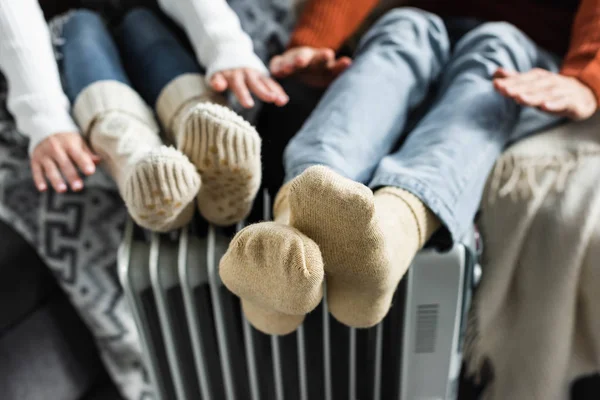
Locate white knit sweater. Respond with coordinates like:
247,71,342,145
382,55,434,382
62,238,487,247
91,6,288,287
0,0,267,154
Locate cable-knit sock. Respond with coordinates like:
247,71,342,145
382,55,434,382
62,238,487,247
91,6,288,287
288,166,440,328
219,185,325,335
74,80,201,232
156,74,261,226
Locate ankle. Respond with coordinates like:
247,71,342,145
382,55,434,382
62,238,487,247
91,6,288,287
374,187,440,247
155,73,225,139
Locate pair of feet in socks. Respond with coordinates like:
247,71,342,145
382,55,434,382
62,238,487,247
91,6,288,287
90,98,261,232
219,166,440,335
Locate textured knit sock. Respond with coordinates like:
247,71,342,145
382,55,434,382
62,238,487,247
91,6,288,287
219,185,325,335
74,81,201,232
157,74,261,226
288,166,440,328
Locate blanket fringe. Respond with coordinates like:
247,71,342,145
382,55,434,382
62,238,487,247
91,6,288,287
463,303,485,384
467,146,600,387
488,148,600,205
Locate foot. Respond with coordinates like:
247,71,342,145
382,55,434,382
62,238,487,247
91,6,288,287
288,166,424,328
88,112,201,232
174,103,261,226
219,221,324,335
123,146,201,232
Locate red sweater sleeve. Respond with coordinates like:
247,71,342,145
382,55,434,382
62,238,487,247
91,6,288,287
288,0,380,51
561,0,600,106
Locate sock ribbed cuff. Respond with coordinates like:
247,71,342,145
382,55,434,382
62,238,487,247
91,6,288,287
374,187,440,246
73,80,158,136
155,73,226,136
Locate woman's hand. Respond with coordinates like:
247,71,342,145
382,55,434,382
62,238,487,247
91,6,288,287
494,68,598,120
210,68,289,108
31,132,100,193
270,47,352,88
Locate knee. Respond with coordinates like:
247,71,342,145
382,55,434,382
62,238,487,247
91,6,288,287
469,22,528,43
358,7,447,52
62,9,113,47
457,22,533,61
66,9,105,35
455,22,537,72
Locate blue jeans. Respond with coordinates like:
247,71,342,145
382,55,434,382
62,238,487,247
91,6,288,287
284,8,562,243
61,8,201,107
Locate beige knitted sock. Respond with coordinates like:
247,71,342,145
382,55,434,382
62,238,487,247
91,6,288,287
288,166,440,328
74,81,201,232
219,185,325,335
157,74,261,226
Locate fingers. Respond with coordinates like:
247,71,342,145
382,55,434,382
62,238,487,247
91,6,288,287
31,161,47,192
540,95,589,120
510,84,563,108
245,71,290,106
494,69,550,95
271,47,337,77
260,76,289,106
69,142,96,176
42,158,67,193
269,55,288,76
494,70,556,105
331,57,352,76
214,68,290,107
540,97,570,113
230,70,254,108
31,133,100,192
493,68,517,79
90,152,102,164
211,72,229,92
292,47,315,69
271,49,305,76
246,70,277,103
493,69,594,120
308,48,336,68
54,148,84,191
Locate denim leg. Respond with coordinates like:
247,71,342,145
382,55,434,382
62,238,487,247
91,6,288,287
118,8,201,107
61,10,131,103
283,8,450,184
369,22,563,242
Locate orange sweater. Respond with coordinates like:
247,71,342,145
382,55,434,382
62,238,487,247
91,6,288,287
289,0,600,105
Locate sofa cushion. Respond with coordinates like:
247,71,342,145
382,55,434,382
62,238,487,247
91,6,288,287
0,295,105,400
0,220,56,335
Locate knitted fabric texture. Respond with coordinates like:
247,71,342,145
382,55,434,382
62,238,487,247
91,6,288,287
220,183,324,335
74,80,200,232
287,166,438,328
157,74,261,226
464,112,600,399
220,165,440,333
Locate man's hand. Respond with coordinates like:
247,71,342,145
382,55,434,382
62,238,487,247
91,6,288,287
270,47,352,88
210,68,289,109
494,68,598,120
31,132,100,193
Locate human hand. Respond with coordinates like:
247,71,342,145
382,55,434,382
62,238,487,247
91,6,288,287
31,132,100,193
210,68,289,109
494,68,598,120
270,47,352,88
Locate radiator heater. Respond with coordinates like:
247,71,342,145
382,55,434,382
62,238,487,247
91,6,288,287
119,191,480,400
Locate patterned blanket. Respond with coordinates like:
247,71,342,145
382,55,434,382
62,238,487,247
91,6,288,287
0,2,297,398
0,75,154,398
